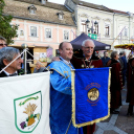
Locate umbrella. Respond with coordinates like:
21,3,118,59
70,32,111,50
114,43,134,50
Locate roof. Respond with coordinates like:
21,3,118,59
110,9,131,16
72,0,113,12
14,0,68,11
3,0,76,26
71,0,133,15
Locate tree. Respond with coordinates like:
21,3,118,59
0,0,18,45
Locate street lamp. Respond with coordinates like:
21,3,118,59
85,19,98,34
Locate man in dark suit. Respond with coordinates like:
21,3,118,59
71,39,103,134
0,47,23,77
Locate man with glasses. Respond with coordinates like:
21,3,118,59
71,39,103,134
71,39,103,69
0,36,7,49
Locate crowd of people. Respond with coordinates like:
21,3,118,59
0,35,134,134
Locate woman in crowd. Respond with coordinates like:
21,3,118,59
108,51,123,114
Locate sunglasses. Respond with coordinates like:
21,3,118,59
0,43,7,46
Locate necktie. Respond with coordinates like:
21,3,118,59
69,63,73,69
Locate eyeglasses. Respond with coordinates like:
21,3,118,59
0,43,7,46
83,46,94,49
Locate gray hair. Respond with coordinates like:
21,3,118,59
111,51,118,59
82,39,95,47
35,61,41,65
0,47,20,68
0,35,6,42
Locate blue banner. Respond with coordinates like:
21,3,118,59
71,68,110,128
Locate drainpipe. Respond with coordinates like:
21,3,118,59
129,14,131,43
128,12,131,43
113,12,115,42
112,12,115,50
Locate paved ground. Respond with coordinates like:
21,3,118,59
94,86,134,134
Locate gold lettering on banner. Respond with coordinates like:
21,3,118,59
85,83,101,90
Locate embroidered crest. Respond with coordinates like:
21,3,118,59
88,88,99,101
14,91,42,133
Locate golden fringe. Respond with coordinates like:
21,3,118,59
71,69,111,128
71,70,76,127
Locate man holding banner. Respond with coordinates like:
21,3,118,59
0,47,23,77
47,42,83,134
0,47,51,134
71,39,103,134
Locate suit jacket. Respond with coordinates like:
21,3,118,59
71,55,103,69
126,58,134,105
108,59,123,109
0,68,19,77
33,67,45,73
0,70,7,77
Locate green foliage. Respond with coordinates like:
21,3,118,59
0,0,18,44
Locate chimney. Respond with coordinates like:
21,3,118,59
41,0,47,5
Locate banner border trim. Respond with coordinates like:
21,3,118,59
71,69,111,128
14,91,42,133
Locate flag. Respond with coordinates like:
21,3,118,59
0,72,51,134
47,48,53,57
71,68,110,128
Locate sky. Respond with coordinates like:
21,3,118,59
48,0,134,13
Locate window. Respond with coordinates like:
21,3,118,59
45,28,52,39
80,19,87,33
105,25,110,36
95,24,99,35
57,11,64,20
64,30,69,40
123,27,128,37
59,14,63,20
28,5,37,15
41,0,46,4
20,30,24,36
30,9,36,14
30,26,37,37
81,23,86,33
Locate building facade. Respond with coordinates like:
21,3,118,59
3,0,76,54
65,0,134,48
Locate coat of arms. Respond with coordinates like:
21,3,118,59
14,91,42,133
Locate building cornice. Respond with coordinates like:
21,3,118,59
77,5,113,15
3,14,77,27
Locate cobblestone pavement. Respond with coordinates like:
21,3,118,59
94,87,134,134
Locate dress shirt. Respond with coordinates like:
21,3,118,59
3,70,18,76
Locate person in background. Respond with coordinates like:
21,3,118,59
0,35,7,49
101,51,110,67
33,61,45,73
0,47,23,77
126,57,134,116
120,51,127,86
107,51,123,114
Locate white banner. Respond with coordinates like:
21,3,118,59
0,72,51,134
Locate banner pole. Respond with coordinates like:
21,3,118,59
21,43,28,75
65,119,72,134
